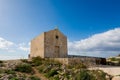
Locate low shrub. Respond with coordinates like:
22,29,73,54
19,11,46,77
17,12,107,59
5,69,15,74
74,69,95,80
0,60,3,63
9,77,19,80
0,63,5,67
0,69,4,74
29,76,41,80
45,69,58,78
0,60,4,67
21,59,29,63
110,58,116,61
38,65,45,73
91,70,107,80
50,75,59,80
15,63,33,73
32,57,42,66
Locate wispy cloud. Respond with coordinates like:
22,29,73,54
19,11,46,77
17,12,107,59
68,28,120,57
0,37,30,60
0,37,30,52
0,54,21,60
18,43,30,52
0,37,14,50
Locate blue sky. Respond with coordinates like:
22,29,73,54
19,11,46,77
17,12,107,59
0,0,120,59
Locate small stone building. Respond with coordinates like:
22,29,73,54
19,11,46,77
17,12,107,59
30,29,67,58
30,29,106,66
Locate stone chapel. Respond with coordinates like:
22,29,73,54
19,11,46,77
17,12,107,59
30,29,68,58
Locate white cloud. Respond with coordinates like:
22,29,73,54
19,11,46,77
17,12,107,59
0,37,30,60
18,43,30,52
0,37,14,50
0,37,30,52
68,28,120,57
0,54,21,60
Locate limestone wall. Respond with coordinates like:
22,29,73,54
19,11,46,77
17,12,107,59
67,57,96,66
30,33,45,58
52,57,105,66
49,58,69,65
44,29,67,58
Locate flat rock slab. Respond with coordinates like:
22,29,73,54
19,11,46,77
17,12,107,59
89,66,120,76
112,76,120,80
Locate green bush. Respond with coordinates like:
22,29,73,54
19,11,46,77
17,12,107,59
45,69,58,78
0,60,3,63
38,65,45,73
50,75,59,80
91,70,107,80
0,69,4,74
21,59,29,63
110,58,116,61
32,57,42,66
0,60,4,67
5,69,15,74
0,63,5,67
9,77,19,80
99,71,107,80
29,76,41,80
15,63,33,73
75,69,95,80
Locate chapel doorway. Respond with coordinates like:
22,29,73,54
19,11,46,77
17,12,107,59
55,46,60,57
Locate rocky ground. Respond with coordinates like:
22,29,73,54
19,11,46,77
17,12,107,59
0,57,120,80
89,66,120,80
0,60,41,80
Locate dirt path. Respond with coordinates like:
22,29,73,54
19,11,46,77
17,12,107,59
33,67,48,80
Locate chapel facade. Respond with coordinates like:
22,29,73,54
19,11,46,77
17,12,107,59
30,29,67,58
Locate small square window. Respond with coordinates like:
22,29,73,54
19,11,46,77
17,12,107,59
56,35,59,39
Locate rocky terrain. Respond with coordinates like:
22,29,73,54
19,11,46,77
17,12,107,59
0,60,41,80
0,57,120,80
89,66,120,80
107,54,120,66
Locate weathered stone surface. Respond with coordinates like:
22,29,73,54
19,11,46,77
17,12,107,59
30,29,67,58
30,33,45,58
